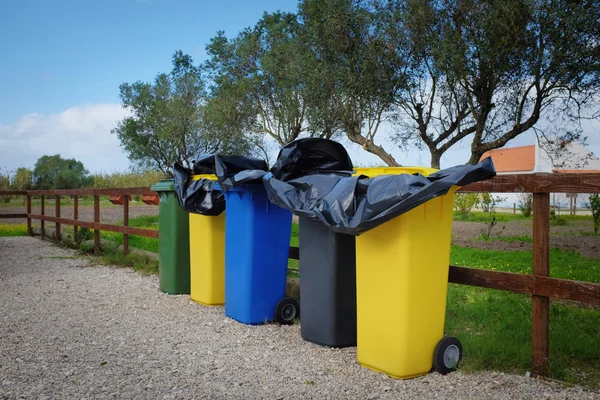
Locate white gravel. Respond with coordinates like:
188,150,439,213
0,236,597,400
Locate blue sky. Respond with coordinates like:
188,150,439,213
0,0,297,122
0,0,598,174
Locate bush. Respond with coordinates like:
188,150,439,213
92,171,165,189
588,194,600,235
454,193,480,216
76,227,94,243
549,210,568,226
517,193,533,217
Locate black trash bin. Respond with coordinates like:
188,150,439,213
299,217,357,347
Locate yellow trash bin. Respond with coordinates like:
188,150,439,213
353,167,459,379
189,174,226,306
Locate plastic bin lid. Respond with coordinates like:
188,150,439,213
150,179,175,192
354,166,438,177
191,174,218,181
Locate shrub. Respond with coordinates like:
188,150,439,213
480,195,507,240
76,227,94,243
454,193,480,216
517,193,533,217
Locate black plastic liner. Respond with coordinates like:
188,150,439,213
174,154,270,214
269,138,354,181
263,156,496,235
173,163,225,216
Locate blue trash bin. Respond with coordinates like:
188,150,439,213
223,184,295,325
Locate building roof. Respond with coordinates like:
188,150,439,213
480,145,535,173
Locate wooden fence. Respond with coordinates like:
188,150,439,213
1,172,600,377
0,188,158,255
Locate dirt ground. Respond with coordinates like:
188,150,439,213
452,220,600,258
0,204,158,226
2,204,599,258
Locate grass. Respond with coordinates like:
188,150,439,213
448,244,600,387
454,211,593,223
450,245,600,282
99,215,159,253
96,249,159,275
0,223,28,236
288,223,299,277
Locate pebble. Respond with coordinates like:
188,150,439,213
1,236,598,399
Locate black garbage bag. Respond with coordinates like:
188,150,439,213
269,138,354,181
173,163,225,216
192,154,268,190
174,154,270,213
264,157,496,235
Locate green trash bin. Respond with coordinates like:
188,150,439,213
151,180,190,294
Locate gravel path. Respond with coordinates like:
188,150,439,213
1,237,597,400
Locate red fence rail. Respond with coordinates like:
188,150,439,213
1,172,600,377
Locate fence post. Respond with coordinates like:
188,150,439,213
123,195,129,256
513,203,516,214
532,192,550,376
41,195,45,239
26,194,31,236
94,195,100,255
55,195,61,241
73,196,78,242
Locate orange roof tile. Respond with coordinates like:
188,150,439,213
480,145,535,173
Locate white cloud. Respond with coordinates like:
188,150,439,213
0,104,131,174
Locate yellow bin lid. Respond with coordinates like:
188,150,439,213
191,174,218,181
353,166,438,178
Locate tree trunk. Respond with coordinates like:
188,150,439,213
345,130,400,167
430,151,442,169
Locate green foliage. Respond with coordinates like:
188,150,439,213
453,193,480,216
92,170,165,189
11,167,33,190
0,223,28,237
206,12,312,147
479,195,506,240
33,155,92,190
0,173,10,202
76,227,94,243
99,248,159,276
382,0,600,166
113,51,253,175
518,194,533,217
550,210,568,226
588,194,600,235
201,0,600,167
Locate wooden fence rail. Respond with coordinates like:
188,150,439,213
0,188,158,255
1,172,600,377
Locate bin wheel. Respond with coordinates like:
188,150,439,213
433,336,463,375
275,298,299,325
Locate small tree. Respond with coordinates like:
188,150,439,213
481,195,507,240
33,155,92,190
589,194,600,235
11,168,33,191
454,193,480,216
517,193,533,217
0,173,10,203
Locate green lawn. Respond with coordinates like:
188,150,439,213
0,223,28,237
447,245,600,387
99,215,159,253
454,210,593,223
